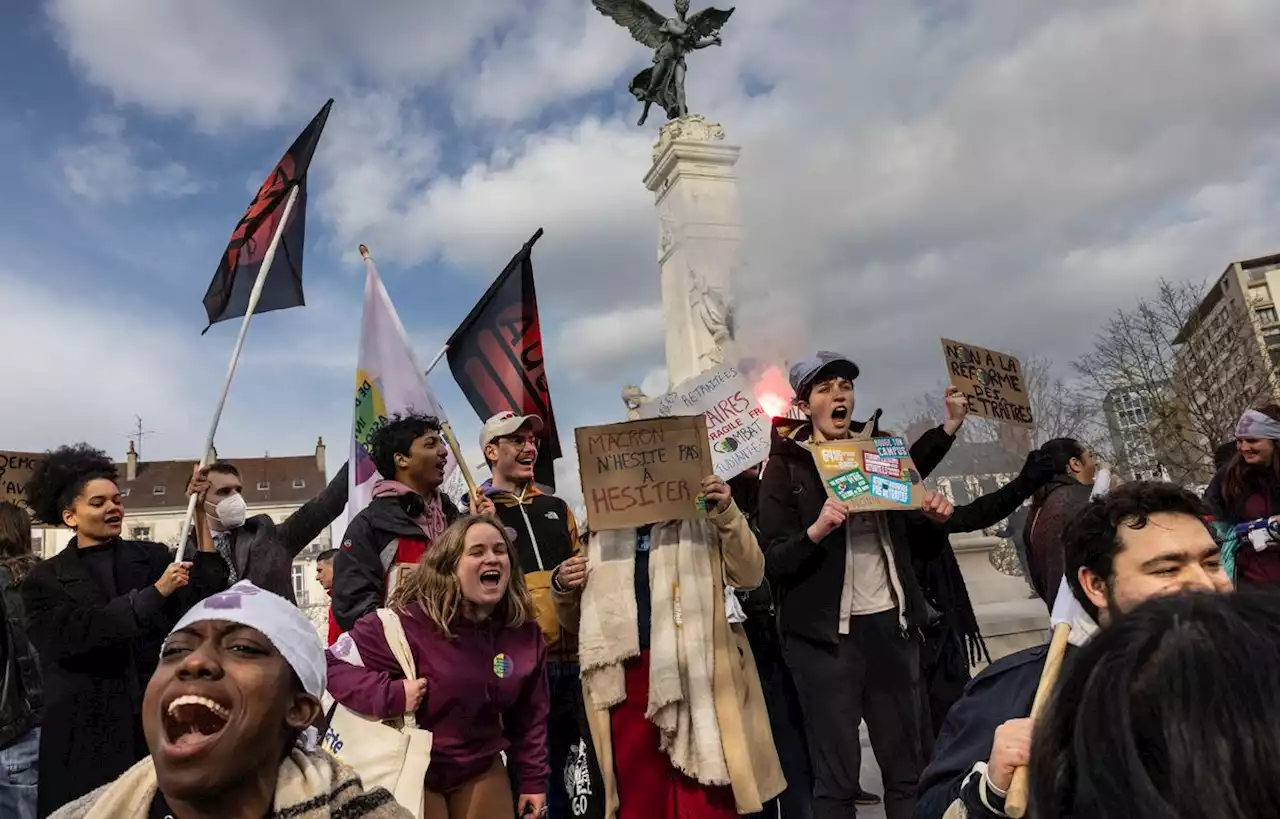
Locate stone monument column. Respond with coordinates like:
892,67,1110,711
643,115,742,389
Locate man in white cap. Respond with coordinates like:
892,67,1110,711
50,581,410,819
474,411,590,819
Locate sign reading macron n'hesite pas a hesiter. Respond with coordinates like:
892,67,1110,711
575,416,713,531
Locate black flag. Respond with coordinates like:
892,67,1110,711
447,229,562,489
202,99,332,333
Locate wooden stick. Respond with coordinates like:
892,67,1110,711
440,422,479,500
1005,622,1072,818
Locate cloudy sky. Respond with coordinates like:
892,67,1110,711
2,0,1279,510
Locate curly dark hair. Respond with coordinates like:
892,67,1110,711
25,444,119,526
1062,480,1210,620
369,412,442,480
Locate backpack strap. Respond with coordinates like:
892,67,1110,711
374,609,419,729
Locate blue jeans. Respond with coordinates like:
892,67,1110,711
0,727,39,819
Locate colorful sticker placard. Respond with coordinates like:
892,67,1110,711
811,438,924,511
827,469,871,501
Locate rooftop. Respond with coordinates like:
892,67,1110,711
119,438,327,511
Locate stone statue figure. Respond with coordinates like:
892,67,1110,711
592,0,735,126
689,271,734,368
622,385,650,420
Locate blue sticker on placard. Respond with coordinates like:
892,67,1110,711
873,437,909,459
871,475,912,505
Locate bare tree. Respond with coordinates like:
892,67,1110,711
1073,278,1276,484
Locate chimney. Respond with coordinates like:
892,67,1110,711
315,437,326,476
126,441,138,481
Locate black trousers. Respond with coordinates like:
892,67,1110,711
742,615,815,819
783,611,924,819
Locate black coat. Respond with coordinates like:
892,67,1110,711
0,564,41,750
332,492,461,632
21,539,227,817
914,644,1076,819
758,414,956,645
181,462,349,602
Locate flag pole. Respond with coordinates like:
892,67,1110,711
173,184,302,563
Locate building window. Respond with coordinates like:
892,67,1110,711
1252,285,1273,304
293,479,306,489
131,525,152,540
291,565,307,606
1259,308,1279,326
152,486,166,496
257,481,270,492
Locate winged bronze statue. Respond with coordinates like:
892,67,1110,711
592,0,735,126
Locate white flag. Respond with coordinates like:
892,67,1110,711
349,253,454,517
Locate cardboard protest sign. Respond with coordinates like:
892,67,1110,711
811,437,924,511
576,416,713,531
638,363,770,480
0,451,44,518
941,339,1035,427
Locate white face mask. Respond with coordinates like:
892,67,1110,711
208,493,248,530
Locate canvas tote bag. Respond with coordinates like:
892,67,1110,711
322,609,433,815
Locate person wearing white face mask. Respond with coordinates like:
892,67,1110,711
183,460,350,604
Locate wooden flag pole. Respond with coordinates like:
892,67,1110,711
440,422,479,502
1004,622,1072,817
173,185,302,563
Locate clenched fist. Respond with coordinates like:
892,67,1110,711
920,491,954,523
402,678,428,713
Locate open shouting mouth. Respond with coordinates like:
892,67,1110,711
479,568,504,590
830,405,850,424
162,694,231,757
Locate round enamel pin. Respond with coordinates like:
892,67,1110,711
493,653,514,679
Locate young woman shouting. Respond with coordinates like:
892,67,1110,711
327,515,549,819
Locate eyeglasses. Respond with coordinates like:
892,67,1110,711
501,435,540,449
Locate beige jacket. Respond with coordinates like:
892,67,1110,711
555,503,786,817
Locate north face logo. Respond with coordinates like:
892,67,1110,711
545,511,560,520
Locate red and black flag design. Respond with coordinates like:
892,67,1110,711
202,99,333,333
447,229,562,489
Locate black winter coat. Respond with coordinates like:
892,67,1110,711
22,539,226,817
915,644,1077,819
0,564,41,750
181,462,349,602
331,492,461,632
758,414,956,645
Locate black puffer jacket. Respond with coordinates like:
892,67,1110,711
0,564,41,750
758,413,956,645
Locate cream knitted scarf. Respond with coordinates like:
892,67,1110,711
578,519,730,786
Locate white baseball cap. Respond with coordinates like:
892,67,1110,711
479,411,544,450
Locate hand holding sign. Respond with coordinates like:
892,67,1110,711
808,497,851,542
943,385,970,435
701,475,731,514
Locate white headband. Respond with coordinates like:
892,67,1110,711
170,581,326,700
1236,410,1280,441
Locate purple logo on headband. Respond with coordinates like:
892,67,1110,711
204,585,261,610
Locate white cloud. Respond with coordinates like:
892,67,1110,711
59,114,200,203
34,0,1280,505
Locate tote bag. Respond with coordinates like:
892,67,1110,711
322,609,433,815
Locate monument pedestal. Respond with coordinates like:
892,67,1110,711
952,533,1051,663
643,115,742,388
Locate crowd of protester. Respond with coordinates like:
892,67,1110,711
3,353,1280,819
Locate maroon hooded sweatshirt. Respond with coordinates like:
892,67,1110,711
326,602,550,795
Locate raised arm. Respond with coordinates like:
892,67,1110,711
277,462,351,559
